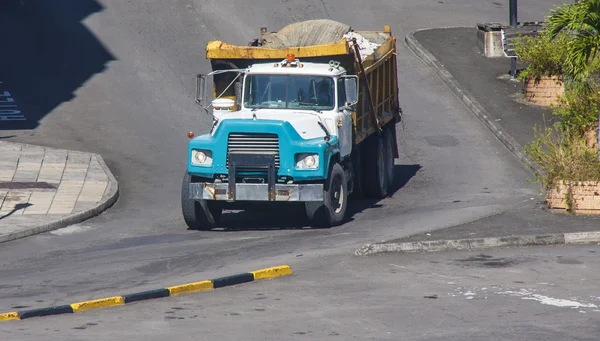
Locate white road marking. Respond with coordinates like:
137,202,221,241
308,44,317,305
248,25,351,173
497,289,598,309
0,86,25,121
523,295,598,309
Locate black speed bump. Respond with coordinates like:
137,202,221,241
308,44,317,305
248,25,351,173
123,289,170,304
212,273,254,289
18,305,74,319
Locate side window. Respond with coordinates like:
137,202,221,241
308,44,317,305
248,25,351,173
337,78,346,108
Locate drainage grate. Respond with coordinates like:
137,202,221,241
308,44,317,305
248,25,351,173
0,182,57,190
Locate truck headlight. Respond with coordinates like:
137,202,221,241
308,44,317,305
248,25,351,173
192,149,213,166
295,153,319,169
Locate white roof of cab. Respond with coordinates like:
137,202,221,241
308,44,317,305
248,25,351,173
246,61,347,76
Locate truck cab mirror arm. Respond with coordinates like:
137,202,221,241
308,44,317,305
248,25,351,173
195,69,246,112
317,121,331,141
339,103,356,112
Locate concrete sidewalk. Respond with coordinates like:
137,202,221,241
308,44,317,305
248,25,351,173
0,141,118,243
357,27,600,255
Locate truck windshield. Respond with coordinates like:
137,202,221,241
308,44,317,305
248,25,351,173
243,75,335,111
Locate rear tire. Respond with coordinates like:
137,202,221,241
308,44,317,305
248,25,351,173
181,172,222,230
383,127,396,187
305,163,348,228
364,134,389,198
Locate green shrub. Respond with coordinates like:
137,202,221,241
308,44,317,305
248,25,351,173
513,30,571,82
525,123,600,190
515,28,600,138
553,81,600,136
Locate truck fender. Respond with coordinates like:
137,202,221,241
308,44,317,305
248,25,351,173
325,144,341,175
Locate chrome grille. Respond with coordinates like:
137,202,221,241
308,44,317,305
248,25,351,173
227,133,280,169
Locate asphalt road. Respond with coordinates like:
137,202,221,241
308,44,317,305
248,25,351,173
3,245,600,340
0,0,564,321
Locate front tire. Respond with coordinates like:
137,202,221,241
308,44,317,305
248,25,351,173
181,172,222,230
305,163,348,228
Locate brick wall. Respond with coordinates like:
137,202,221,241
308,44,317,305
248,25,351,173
547,180,600,214
524,76,564,107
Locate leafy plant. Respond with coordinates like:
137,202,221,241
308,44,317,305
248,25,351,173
553,80,600,136
513,30,571,82
545,0,600,161
523,1,600,192
525,123,600,190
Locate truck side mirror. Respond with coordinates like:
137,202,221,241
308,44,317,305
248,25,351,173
343,76,359,106
195,74,207,106
234,81,242,108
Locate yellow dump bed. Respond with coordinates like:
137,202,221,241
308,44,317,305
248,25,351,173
205,22,400,145
206,26,396,72
206,38,350,60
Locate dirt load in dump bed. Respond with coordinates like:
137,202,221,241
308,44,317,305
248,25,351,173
257,19,383,59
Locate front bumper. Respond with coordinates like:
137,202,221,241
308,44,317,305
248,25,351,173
189,182,324,202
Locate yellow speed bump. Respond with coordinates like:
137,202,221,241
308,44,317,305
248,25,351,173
0,312,19,321
251,265,293,280
70,296,124,313
167,280,213,296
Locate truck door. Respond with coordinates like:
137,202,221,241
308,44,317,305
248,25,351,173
337,78,353,158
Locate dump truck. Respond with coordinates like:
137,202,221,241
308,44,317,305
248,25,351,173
182,20,402,229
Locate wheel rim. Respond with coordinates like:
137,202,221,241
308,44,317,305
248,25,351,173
331,173,344,214
377,140,385,189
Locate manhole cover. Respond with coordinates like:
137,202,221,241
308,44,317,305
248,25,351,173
424,135,459,147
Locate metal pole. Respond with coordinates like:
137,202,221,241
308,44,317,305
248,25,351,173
509,0,518,27
510,57,517,78
509,0,518,77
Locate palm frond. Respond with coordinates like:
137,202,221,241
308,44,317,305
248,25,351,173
588,0,600,16
547,2,587,37
583,1,600,32
565,30,600,81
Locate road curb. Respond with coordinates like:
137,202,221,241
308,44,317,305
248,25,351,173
355,231,600,256
404,27,542,176
0,143,119,244
0,265,292,321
